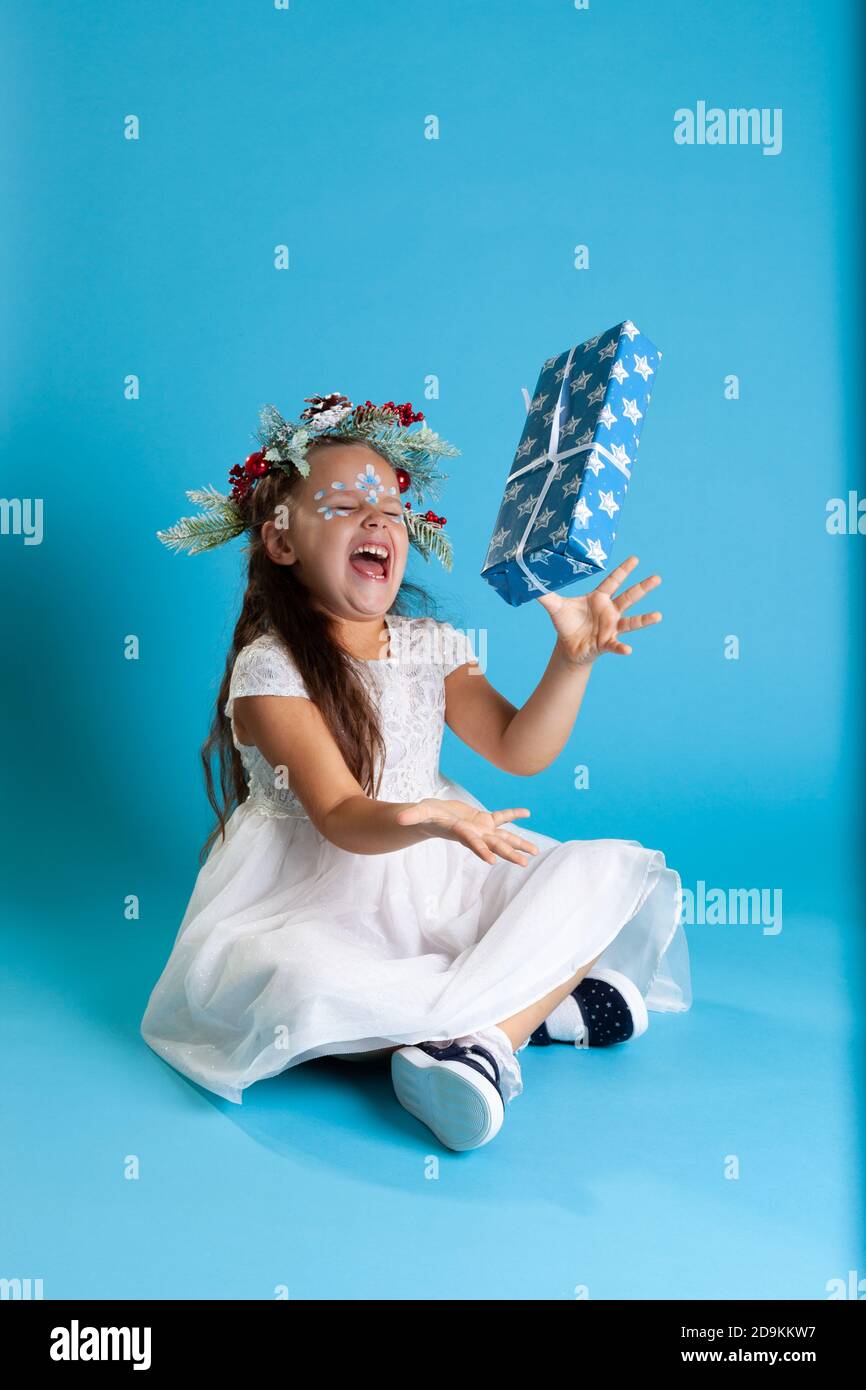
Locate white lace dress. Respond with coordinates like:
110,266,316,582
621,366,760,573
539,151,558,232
140,612,692,1105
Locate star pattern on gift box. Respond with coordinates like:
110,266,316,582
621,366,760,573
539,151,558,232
484,323,661,604
609,442,632,471
580,537,608,564
562,472,584,499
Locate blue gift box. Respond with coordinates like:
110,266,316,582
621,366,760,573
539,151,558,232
481,321,662,606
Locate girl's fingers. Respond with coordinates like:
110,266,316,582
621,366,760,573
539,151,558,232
488,836,532,866
490,807,531,825
613,574,662,613
605,640,633,655
534,591,568,617
594,554,640,598
497,839,539,861
459,828,499,864
399,802,536,863
458,824,533,867
496,830,540,855
618,610,663,633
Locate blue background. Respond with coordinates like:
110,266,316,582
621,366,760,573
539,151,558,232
1,0,863,1300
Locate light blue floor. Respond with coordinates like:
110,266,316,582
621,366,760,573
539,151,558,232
2,874,862,1300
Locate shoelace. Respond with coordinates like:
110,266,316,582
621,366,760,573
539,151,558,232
416,1040,503,1096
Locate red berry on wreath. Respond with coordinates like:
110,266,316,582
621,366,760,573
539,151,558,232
244,450,267,477
395,468,411,493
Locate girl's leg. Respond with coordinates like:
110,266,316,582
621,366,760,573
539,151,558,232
439,952,607,1108
350,953,604,1072
495,951,604,1051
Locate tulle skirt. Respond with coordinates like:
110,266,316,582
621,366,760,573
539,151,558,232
140,777,692,1104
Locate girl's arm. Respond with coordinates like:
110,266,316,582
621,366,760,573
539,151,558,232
232,693,538,865
444,647,594,777
445,556,663,776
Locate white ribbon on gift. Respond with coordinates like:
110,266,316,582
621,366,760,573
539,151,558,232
504,345,633,597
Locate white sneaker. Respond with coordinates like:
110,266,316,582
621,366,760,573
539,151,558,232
390,1039,506,1152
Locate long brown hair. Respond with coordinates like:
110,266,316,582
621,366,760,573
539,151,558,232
199,437,442,862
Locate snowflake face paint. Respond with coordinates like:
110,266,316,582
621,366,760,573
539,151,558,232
354,461,400,506
314,482,354,520
314,476,405,525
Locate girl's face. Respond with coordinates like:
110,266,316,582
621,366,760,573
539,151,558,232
262,442,409,620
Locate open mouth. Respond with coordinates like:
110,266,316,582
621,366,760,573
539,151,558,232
348,541,391,582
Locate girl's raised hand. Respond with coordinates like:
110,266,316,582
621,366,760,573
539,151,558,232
535,554,663,665
394,799,540,867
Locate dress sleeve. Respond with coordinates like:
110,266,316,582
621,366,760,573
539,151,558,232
438,620,479,678
224,636,311,722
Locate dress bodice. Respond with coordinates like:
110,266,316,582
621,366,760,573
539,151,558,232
223,613,477,821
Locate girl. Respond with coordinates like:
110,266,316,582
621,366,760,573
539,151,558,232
141,392,692,1153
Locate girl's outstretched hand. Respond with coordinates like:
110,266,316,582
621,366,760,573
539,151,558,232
394,799,540,867
535,554,662,665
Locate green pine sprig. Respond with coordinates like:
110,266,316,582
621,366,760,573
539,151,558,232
157,488,246,555
405,511,453,570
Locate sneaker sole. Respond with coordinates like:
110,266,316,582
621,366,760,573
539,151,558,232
582,967,649,1042
390,1046,505,1152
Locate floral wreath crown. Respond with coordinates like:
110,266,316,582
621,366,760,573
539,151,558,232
156,392,460,570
